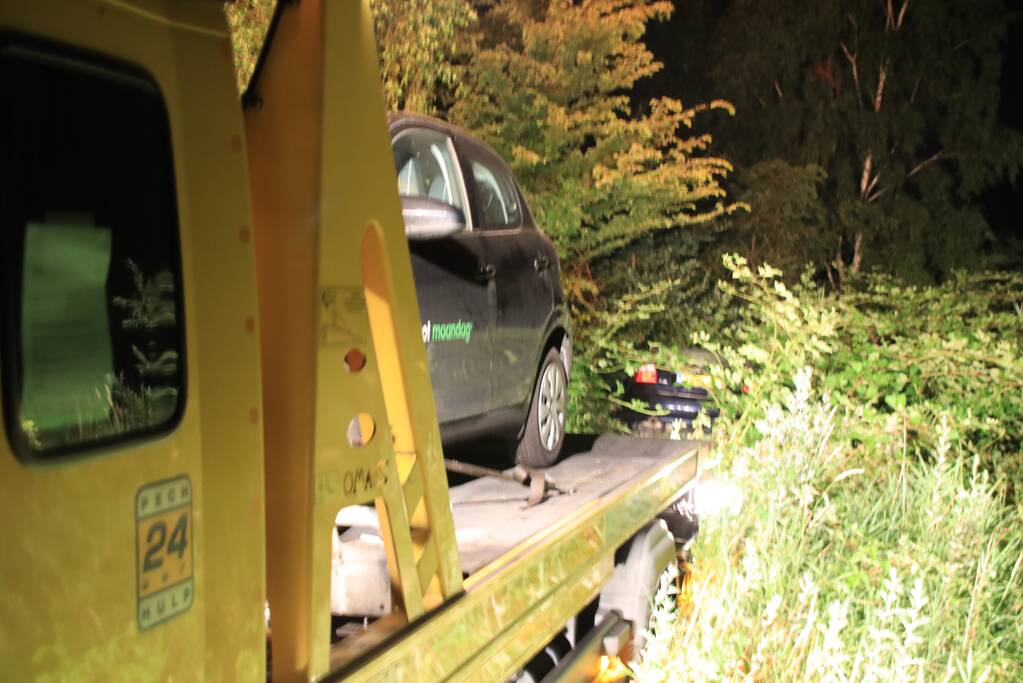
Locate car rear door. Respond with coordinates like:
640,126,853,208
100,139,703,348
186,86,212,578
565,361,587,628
456,138,554,411
392,125,494,424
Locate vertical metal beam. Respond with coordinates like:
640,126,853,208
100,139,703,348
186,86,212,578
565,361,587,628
245,1,324,681
249,1,463,680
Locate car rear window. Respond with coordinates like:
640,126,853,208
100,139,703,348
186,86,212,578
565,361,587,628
0,36,186,461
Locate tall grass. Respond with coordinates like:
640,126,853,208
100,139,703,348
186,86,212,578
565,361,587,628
634,368,1023,681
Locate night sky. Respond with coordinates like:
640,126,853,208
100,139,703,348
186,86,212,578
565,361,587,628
642,1,1023,243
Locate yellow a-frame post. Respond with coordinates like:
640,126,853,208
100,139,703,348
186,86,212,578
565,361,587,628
245,2,463,680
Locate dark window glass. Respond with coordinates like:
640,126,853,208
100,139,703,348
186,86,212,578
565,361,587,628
0,36,186,460
463,146,521,230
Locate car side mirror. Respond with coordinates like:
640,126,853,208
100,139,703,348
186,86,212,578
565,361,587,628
401,196,466,240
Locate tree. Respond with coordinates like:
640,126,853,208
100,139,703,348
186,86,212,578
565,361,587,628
451,0,738,275
224,0,275,92
371,0,478,113
719,160,829,281
702,0,1023,283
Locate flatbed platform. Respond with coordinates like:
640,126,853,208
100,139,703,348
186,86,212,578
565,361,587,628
448,434,702,573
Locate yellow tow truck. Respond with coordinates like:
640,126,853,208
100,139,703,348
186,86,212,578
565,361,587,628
0,1,703,681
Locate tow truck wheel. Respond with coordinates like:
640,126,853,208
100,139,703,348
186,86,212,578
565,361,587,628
516,347,567,468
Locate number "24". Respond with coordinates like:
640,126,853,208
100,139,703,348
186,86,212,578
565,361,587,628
143,513,188,571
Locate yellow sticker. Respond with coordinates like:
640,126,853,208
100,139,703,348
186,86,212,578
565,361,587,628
136,475,193,630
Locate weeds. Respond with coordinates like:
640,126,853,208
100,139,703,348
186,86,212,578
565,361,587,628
631,261,1023,681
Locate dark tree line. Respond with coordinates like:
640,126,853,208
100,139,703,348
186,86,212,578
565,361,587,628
642,0,1023,284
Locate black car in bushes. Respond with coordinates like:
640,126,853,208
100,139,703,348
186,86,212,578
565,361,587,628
620,348,722,437
390,113,571,467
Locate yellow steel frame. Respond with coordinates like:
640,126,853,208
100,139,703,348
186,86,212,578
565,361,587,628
247,2,461,681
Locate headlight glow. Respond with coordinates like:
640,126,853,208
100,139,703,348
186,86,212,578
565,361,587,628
694,479,743,518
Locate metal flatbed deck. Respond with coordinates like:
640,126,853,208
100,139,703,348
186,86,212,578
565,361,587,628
448,434,702,573
336,434,702,575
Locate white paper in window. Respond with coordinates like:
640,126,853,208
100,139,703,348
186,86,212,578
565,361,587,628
20,218,113,434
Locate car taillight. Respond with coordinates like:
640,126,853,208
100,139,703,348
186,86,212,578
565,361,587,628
634,364,658,384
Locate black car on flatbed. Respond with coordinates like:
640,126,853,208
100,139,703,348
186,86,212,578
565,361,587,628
390,113,571,467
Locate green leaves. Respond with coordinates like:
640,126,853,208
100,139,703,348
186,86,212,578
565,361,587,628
883,393,906,411
224,0,275,92
450,0,739,265
702,257,1023,490
370,0,478,113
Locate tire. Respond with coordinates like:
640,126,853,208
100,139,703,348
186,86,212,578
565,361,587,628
515,347,568,468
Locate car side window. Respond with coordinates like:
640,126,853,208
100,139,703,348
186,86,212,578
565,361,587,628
392,128,464,210
464,149,521,230
0,38,186,460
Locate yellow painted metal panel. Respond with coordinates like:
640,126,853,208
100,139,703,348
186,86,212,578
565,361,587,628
249,2,463,680
243,0,323,679
317,0,465,672
0,1,265,680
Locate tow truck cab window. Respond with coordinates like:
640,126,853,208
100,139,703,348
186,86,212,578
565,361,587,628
392,127,465,211
0,37,185,461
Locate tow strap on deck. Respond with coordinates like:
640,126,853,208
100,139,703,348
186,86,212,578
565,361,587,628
443,459,575,506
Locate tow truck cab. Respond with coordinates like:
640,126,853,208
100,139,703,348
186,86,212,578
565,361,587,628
0,2,703,681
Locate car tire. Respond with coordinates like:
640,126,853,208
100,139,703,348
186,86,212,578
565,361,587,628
515,347,568,468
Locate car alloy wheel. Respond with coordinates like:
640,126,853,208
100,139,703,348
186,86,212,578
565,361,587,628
516,346,568,468
537,362,566,451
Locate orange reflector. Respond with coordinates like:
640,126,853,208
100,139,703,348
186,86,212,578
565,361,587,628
596,654,631,682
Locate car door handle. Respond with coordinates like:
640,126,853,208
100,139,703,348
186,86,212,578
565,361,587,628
477,263,496,281
534,254,550,271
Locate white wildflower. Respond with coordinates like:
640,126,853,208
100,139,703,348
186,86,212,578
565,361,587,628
761,593,783,628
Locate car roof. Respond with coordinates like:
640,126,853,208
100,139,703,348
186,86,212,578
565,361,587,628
387,111,463,135
387,112,506,161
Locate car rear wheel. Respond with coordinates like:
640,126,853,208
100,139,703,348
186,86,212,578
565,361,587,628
516,347,568,468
